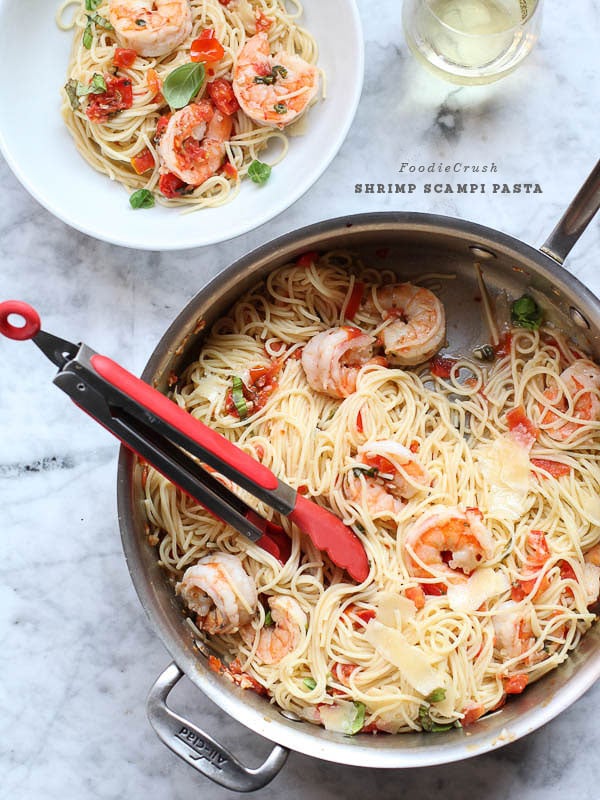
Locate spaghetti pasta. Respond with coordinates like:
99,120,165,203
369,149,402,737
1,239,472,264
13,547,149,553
143,253,600,734
58,0,320,208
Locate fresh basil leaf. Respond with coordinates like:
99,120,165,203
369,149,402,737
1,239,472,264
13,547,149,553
231,375,248,419
347,701,366,735
87,12,113,30
303,677,317,690
163,62,205,110
83,21,93,49
85,0,101,9
253,74,275,85
352,465,378,478
64,79,80,110
76,73,107,97
273,102,287,114
425,687,446,704
473,344,495,361
129,189,155,209
511,294,543,330
264,610,273,627
247,160,271,186
418,704,454,733
272,64,288,79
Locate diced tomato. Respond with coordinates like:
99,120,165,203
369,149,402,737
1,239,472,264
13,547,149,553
225,659,268,695
356,409,364,434
208,655,223,673
345,604,376,625
511,583,527,602
218,0,232,4
360,721,380,734
222,162,238,180
506,405,538,450
530,458,571,479
147,67,162,97
344,281,364,321
362,453,396,475
191,29,225,63
255,11,273,31
130,147,155,175
462,703,486,726
405,586,426,609
429,355,458,379
225,360,282,418
114,47,137,68
494,332,512,358
158,172,188,198
331,662,357,686
559,560,577,582
409,440,420,453
207,77,240,115
296,251,319,268
502,674,528,694
421,582,447,596
140,463,149,490
155,114,171,142
85,76,133,123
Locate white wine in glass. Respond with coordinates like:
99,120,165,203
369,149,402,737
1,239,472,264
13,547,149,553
403,0,542,85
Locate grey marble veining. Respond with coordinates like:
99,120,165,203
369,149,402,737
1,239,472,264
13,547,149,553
2,1,600,798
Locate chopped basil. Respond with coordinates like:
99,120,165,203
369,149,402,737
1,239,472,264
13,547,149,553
273,102,287,114
64,79,80,110
248,160,271,185
473,344,495,361
83,22,93,49
163,62,205,110
231,375,248,419
352,465,379,478
253,74,275,85
347,701,366,735
425,687,447,704
75,73,107,97
87,12,113,29
129,189,155,209
418,705,454,733
85,0,101,9
135,18,147,26
303,677,317,690
272,64,288,79
264,610,274,627
511,294,543,330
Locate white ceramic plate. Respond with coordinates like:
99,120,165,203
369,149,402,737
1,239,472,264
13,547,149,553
0,0,363,250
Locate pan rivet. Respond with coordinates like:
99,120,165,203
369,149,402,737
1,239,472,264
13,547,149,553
569,307,590,329
469,246,496,260
77,382,86,391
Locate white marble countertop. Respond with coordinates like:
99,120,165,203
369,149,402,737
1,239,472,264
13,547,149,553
2,2,600,798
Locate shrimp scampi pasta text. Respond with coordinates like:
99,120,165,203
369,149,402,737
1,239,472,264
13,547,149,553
143,251,600,735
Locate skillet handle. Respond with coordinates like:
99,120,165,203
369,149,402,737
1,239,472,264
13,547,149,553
146,662,288,792
540,160,600,264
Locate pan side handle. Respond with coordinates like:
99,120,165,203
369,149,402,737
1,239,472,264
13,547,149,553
147,662,288,792
540,160,600,265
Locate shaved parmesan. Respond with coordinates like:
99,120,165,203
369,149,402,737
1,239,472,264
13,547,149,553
583,563,600,604
365,620,444,695
375,592,416,627
319,701,365,734
476,436,530,520
447,568,509,612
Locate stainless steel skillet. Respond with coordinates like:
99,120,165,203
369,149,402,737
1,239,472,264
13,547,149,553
117,161,600,791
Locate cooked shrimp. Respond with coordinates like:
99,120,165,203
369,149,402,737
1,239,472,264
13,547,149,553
539,359,600,441
177,553,258,635
493,601,537,662
157,100,232,186
108,0,192,57
404,506,495,582
345,440,431,516
241,596,307,665
301,326,385,399
366,283,446,366
232,33,319,129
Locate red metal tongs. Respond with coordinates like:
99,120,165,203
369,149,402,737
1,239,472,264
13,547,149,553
0,301,370,583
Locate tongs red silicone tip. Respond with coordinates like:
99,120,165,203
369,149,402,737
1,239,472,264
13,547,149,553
1,301,370,584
